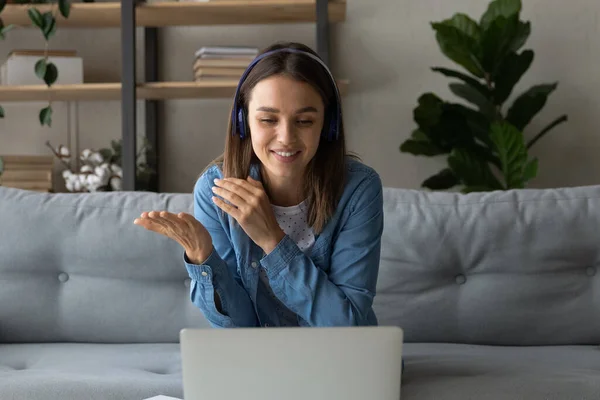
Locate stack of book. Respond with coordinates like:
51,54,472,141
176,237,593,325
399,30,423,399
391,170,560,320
193,46,258,81
0,155,54,192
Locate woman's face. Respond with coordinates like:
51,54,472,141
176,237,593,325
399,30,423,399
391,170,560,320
247,74,324,185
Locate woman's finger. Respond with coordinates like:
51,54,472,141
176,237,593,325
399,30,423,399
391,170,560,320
212,196,241,220
178,212,199,232
134,216,167,235
212,186,246,210
214,178,255,199
228,177,263,196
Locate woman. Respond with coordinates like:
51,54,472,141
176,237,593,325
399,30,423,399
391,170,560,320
134,41,384,329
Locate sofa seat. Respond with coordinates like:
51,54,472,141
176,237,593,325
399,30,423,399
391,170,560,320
402,343,600,399
0,343,183,400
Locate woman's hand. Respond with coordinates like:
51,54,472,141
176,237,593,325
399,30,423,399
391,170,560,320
133,211,213,264
211,176,285,254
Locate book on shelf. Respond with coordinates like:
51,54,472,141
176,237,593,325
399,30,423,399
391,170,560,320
193,46,256,81
0,154,54,192
195,46,259,59
1,49,83,85
1,155,54,168
194,67,245,79
1,169,52,182
193,58,251,69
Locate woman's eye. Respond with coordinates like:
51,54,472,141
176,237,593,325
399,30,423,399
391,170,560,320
298,120,313,126
260,119,276,125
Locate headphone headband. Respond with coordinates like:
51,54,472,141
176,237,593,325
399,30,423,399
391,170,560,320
231,48,342,141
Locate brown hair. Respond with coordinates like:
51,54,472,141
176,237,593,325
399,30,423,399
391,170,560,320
203,41,357,234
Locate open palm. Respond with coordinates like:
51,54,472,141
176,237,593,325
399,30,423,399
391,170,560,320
134,211,212,264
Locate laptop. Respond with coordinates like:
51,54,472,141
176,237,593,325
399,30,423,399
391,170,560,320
180,326,404,400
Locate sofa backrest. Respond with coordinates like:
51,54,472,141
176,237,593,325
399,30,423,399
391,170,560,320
3,184,600,345
374,185,600,345
0,187,209,344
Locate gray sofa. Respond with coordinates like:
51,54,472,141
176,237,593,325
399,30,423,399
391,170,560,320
1,183,599,399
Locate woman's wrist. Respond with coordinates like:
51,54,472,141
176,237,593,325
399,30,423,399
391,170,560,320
186,246,213,265
259,230,286,255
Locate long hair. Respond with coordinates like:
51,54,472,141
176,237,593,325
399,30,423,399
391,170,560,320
204,41,357,234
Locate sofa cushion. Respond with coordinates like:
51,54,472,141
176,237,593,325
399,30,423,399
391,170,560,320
0,187,209,343
401,343,600,399
375,186,600,345
0,343,183,400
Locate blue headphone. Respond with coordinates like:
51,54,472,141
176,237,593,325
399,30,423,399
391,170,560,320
231,48,342,141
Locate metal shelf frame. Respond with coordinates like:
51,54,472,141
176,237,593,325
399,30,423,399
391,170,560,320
120,0,332,192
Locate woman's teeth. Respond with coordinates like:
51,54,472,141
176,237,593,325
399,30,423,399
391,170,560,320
274,151,298,157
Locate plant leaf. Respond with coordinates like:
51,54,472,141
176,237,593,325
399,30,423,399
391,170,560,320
43,62,58,86
42,12,56,40
422,168,460,190
522,157,538,182
413,93,444,133
431,23,484,78
0,23,15,39
493,50,534,105
480,15,521,75
400,139,447,157
448,147,504,189
480,0,522,31
58,0,70,18
39,106,52,127
35,59,47,80
489,121,528,188
440,13,482,41
431,67,490,98
510,21,531,53
410,129,428,141
27,8,44,29
449,83,496,118
526,114,568,149
443,103,494,149
506,83,558,130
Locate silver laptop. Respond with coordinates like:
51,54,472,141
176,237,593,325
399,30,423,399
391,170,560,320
180,326,404,400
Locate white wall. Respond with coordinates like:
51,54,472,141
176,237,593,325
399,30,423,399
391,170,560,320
0,0,598,193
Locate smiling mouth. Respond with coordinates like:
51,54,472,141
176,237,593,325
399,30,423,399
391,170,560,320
271,150,301,157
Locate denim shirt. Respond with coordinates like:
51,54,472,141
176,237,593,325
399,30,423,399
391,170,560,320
183,157,384,328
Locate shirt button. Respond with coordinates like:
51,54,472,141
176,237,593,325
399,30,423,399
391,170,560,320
251,261,258,268
201,271,208,277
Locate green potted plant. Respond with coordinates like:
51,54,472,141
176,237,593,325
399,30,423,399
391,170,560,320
400,0,567,193
0,0,94,126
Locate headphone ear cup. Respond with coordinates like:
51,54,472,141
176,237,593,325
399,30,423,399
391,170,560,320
328,115,338,141
237,108,246,139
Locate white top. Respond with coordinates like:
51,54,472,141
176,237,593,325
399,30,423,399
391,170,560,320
271,200,315,253
258,200,315,326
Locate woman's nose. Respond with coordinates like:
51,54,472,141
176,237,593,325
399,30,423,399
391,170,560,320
276,120,298,143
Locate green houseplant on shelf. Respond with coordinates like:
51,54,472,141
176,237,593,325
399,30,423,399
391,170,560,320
400,0,568,193
0,0,93,126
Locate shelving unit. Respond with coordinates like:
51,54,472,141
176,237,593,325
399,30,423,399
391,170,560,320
0,1,346,27
0,0,347,191
0,80,348,101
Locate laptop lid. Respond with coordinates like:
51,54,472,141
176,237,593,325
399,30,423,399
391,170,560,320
180,326,403,400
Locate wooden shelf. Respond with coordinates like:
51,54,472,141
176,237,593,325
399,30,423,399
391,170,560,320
0,1,346,28
0,80,348,101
